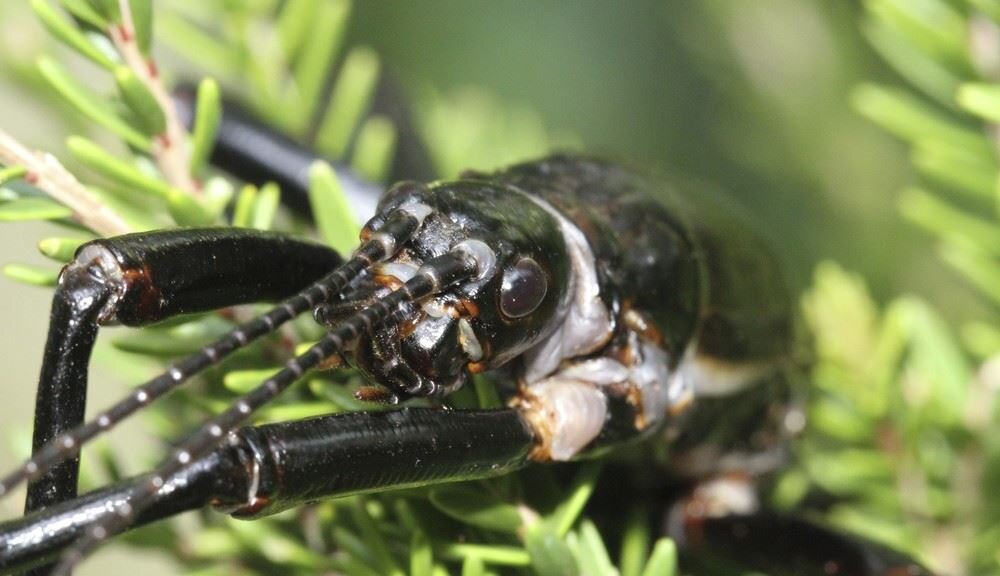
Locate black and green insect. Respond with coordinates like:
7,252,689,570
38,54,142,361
0,98,932,575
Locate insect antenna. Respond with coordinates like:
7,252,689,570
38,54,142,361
0,205,431,501
51,244,483,574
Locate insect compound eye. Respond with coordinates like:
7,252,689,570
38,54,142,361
500,257,548,319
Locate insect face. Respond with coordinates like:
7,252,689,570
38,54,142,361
326,180,573,399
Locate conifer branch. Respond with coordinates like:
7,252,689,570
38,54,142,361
0,129,130,236
111,0,198,195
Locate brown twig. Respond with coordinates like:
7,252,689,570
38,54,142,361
0,129,131,236
111,0,199,195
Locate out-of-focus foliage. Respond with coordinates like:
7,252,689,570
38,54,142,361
769,1,1000,575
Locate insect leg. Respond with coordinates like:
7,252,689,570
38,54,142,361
0,407,533,574
0,443,251,575
670,477,933,576
51,240,484,573
15,229,340,514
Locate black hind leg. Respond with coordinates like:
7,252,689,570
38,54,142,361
670,476,933,576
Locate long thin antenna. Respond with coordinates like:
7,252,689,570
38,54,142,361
0,207,427,500
52,248,479,574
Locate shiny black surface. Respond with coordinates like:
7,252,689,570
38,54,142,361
0,408,535,573
237,408,534,517
350,180,573,397
26,268,109,516
95,228,342,325
687,512,933,576
0,448,250,574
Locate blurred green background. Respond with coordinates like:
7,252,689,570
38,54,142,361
0,0,994,574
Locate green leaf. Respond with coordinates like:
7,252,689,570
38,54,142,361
437,544,532,567
969,0,1000,24
86,185,162,231
289,0,350,131
277,0,319,62
166,187,215,226
461,556,485,576
3,263,60,286
573,520,616,576
865,0,971,74
618,508,650,576
899,188,1000,256
525,522,578,576
112,323,224,356
114,66,166,136
349,499,404,576
189,78,222,176
331,525,380,570
158,12,241,76
186,527,243,560
66,135,171,198
316,46,381,158
58,0,110,29
250,182,280,230
473,376,503,409
806,448,894,494
0,166,28,186
957,83,1000,123
200,176,234,220
258,402,335,423
127,0,153,54
309,161,361,253
639,539,677,576
894,297,970,426
352,115,397,183
32,0,116,70
548,461,602,536
410,530,433,576
38,57,151,150
809,396,875,442
911,139,997,199
38,237,87,262
861,19,960,106
84,0,118,21
962,321,1000,359
428,486,524,534
939,237,1000,308
852,83,988,153
0,197,73,221
231,185,256,228
224,369,278,394
307,379,371,412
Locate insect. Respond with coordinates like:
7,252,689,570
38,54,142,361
0,118,934,575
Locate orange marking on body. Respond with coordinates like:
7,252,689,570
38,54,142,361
229,496,271,518
354,386,396,404
456,299,480,317
122,264,162,318
316,354,343,370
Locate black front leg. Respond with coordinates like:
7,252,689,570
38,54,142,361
1,407,535,574
26,229,341,517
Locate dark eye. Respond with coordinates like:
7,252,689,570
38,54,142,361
500,258,547,318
